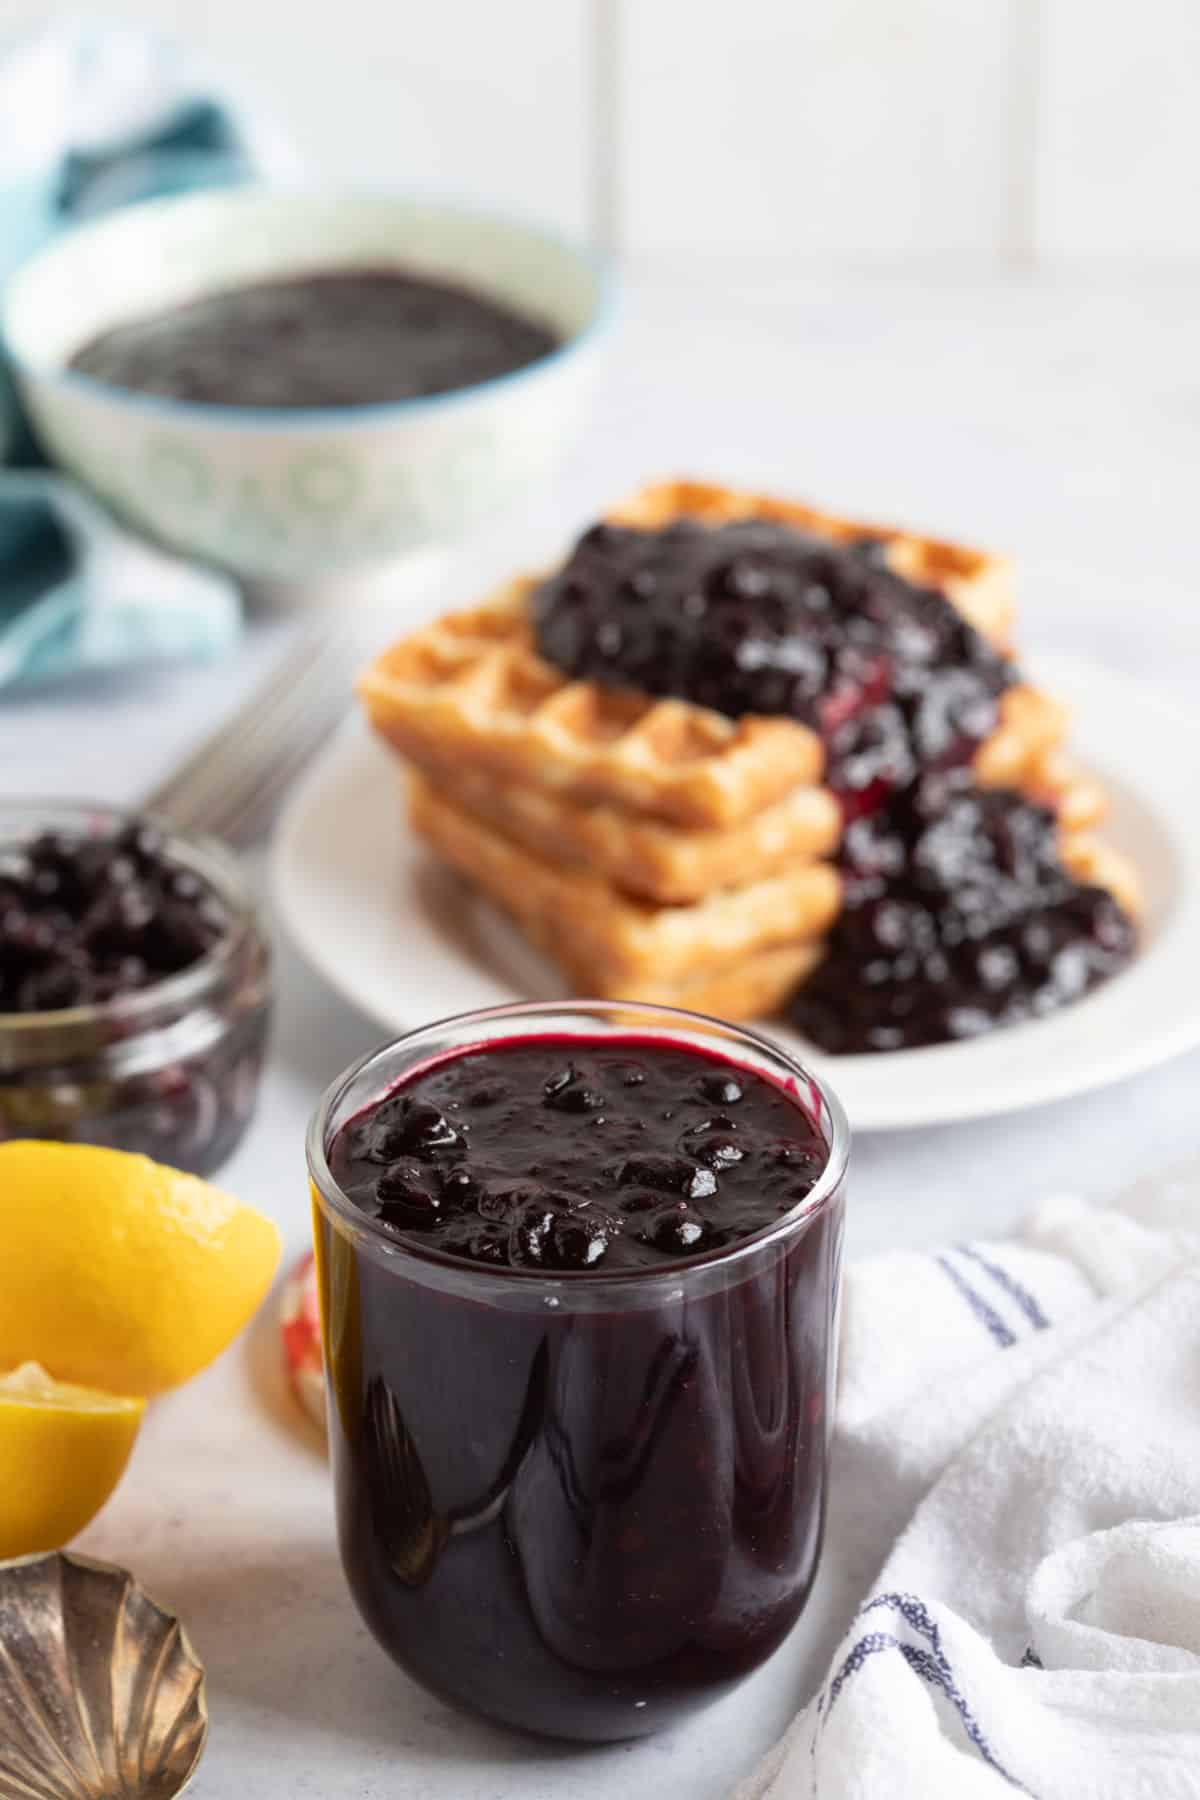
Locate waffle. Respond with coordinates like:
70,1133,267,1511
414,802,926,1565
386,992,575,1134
409,750,1117,922
607,479,1015,651
401,764,842,903
1020,747,1108,833
361,579,822,830
365,478,1138,1030
975,686,1069,790
408,776,841,985
361,602,1062,839
360,480,1018,831
409,776,1138,1019
583,942,824,1015
595,488,1118,870
1060,834,1144,923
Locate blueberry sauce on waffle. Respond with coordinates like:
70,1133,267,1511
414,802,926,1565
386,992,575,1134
534,519,1135,1050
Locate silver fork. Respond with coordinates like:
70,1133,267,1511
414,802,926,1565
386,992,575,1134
143,617,372,846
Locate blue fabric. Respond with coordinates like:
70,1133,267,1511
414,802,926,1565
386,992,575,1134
0,24,293,688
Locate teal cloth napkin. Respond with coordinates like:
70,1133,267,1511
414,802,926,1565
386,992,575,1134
0,23,294,688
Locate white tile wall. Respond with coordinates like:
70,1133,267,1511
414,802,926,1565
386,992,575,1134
2,0,1199,261
620,0,1026,258
1035,0,1200,258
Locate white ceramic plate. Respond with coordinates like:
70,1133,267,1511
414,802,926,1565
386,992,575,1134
272,653,1200,1131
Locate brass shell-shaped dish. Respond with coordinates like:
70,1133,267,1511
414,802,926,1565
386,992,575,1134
0,1550,207,1799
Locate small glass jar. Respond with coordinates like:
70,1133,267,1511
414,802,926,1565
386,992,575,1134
308,1000,849,1743
0,801,271,1176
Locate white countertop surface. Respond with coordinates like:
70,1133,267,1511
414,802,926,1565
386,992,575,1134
3,265,1199,1797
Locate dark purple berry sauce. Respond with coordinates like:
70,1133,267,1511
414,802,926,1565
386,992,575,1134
791,772,1135,1052
533,518,1012,811
318,1030,843,1739
534,519,1135,1052
0,822,229,1014
0,814,269,1177
330,1033,829,1271
69,268,558,409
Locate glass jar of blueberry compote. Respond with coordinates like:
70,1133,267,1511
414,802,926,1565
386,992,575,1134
309,1000,849,1742
0,801,270,1175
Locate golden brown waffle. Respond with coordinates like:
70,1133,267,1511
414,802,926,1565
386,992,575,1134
606,479,1015,651
584,943,824,1016
360,478,1021,830
360,603,1062,837
361,579,823,830
408,776,841,985
400,764,842,904
1022,748,1108,833
975,686,1069,789
1060,834,1144,923
408,779,1136,1020
364,477,1137,1026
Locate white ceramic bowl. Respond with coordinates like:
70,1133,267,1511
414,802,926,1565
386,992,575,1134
2,187,611,581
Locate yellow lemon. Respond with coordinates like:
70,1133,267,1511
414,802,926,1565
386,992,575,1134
0,1362,144,1558
0,1142,282,1396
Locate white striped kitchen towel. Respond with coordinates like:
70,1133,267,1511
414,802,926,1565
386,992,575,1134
741,1159,1200,1799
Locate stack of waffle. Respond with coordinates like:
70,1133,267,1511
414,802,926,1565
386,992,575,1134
358,482,1140,1022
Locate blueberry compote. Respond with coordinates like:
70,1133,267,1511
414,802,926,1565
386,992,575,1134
70,269,557,408
317,1029,844,1740
0,824,228,1013
534,519,1135,1049
793,772,1135,1052
0,811,270,1175
331,1037,829,1269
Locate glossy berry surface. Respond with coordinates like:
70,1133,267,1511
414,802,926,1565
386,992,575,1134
70,268,558,408
533,518,1012,811
0,823,230,1014
789,772,1136,1051
535,519,1136,1053
329,1033,829,1270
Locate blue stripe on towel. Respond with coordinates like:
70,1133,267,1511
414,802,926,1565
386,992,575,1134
935,1254,1017,1348
818,1592,1033,1795
958,1245,1050,1331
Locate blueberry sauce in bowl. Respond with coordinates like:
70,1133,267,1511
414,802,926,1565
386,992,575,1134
68,267,559,409
533,518,1135,1050
309,1001,848,1741
0,802,270,1174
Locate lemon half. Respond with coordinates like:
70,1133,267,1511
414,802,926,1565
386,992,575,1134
0,1362,144,1558
0,1141,282,1396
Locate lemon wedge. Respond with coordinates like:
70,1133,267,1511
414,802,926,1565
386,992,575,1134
0,1141,281,1396
0,1362,144,1558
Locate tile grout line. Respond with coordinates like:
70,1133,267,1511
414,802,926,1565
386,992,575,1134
588,0,622,256
1008,0,1043,266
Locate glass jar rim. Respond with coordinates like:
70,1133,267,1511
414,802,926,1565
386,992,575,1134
307,997,850,1292
0,797,263,1044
